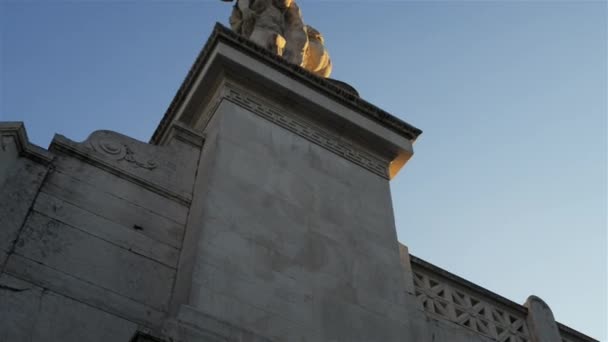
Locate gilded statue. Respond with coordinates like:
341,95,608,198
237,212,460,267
221,0,332,78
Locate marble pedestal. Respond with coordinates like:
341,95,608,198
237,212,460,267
153,24,426,342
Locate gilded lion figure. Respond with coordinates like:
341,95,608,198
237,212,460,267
222,0,332,78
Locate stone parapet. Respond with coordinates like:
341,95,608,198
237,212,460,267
409,254,599,342
559,323,599,342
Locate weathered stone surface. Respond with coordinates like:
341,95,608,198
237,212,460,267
0,125,52,267
167,128,220,316
525,295,562,342
0,134,20,179
14,212,175,311
399,243,417,296
4,254,166,329
164,305,274,342
0,274,43,342
50,129,200,204
176,97,421,341
41,170,185,248
51,154,189,224
34,191,179,267
30,291,137,342
188,288,321,342
0,273,138,342
0,158,48,265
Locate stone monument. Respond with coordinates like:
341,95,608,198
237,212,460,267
0,8,598,342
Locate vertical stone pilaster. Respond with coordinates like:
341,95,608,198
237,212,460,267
525,295,562,342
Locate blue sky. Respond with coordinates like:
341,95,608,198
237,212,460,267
1,0,606,339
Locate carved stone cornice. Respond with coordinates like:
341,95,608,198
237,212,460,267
150,23,422,146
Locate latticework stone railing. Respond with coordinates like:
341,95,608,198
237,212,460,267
409,255,598,342
411,256,530,342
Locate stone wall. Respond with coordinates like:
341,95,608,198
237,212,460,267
165,99,424,341
0,117,598,342
0,122,204,341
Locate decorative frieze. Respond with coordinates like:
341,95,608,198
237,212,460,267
202,82,391,178
90,133,158,170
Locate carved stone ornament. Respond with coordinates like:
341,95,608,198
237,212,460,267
414,270,531,342
89,132,158,170
195,81,391,178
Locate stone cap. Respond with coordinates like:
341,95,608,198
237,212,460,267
150,23,422,145
0,122,54,164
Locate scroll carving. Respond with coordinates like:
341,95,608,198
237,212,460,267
89,133,158,170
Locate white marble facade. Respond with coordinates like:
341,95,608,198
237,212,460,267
0,25,595,342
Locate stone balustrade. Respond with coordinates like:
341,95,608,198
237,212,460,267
409,255,598,342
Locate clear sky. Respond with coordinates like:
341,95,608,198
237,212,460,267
1,0,606,340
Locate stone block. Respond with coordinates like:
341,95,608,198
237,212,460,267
196,168,311,258
176,92,421,341
166,130,221,315
52,155,189,224
0,155,49,265
0,274,43,342
1,273,139,342
398,243,417,296
525,295,562,342
214,101,274,158
33,191,179,267
194,260,314,327
51,129,199,203
211,133,317,213
192,287,321,342
14,212,175,311
42,170,184,248
311,293,412,342
4,254,166,329
165,305,273,342
0,134,21,180
30,291,137,342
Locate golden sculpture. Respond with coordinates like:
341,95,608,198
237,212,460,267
222,0,332,78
